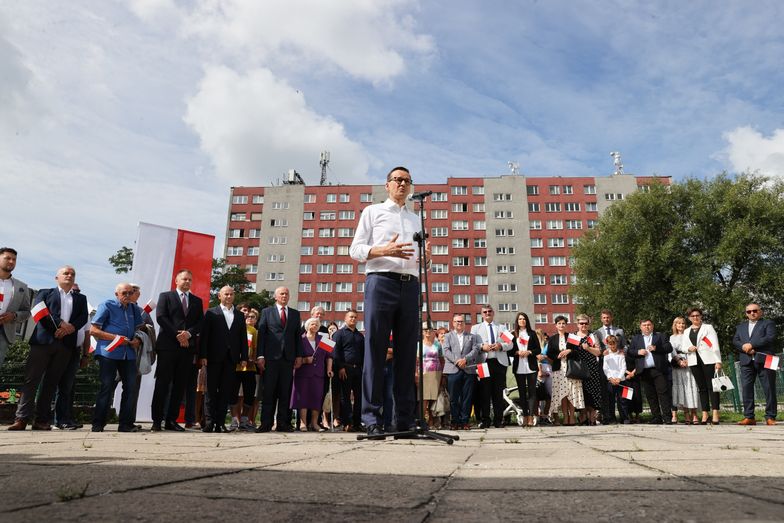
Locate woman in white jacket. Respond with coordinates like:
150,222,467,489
684,307,722,425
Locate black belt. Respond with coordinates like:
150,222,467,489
370,272,417,282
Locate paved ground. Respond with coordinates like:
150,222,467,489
1,423,783,522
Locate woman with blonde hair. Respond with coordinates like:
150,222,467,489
669,316,700,424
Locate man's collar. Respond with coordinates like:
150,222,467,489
382,198,408,210
220,304,233,312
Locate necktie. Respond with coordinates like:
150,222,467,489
606,326,611,336
181,293,188,315
280,307,287,328
488,323,495,344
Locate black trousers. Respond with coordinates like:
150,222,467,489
339,364,362,427
639,367,671,419
690,359,721,412
14,341,71,424
206,359,237,426
741,362,777,420
231,370,257,407
151,350,193,423
261,358,294,429
479,359,507,425
514,372,537,416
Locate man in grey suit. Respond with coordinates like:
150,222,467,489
734,303,778,425
593,309,628,423
443,313,481,430
0,247,31,369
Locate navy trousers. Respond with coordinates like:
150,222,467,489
741,361,777,420
361,273,419,428
447,371,475,425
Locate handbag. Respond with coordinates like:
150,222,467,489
432,388,450,417
565,358,589,380
712,370,734,392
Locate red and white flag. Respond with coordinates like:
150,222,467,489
247,332,253,348
764,354,780,371
318,336,335,353
586,334,596,347
477,362,490,379
518,334,529,347
142,299,156,314
499,330,513,344
88,336,97,354
567,333,582,346
105,335,127,352
31,301,51,323
701,336,713,348
0,289,4,304
621,386,634,400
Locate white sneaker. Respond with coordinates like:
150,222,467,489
228,419,240,432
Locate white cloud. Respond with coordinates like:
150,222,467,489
722,126,784,177
184,65,372,185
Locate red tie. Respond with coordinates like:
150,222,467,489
280,307,287,327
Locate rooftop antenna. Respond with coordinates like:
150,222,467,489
319,151,330,185
507,161,520,175
610,152,624,175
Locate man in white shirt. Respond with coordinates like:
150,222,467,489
0,247,31,369
470,305,512,428
350,166,430,439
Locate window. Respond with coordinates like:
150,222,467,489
298,301,310,312
472,203,486,212
535,313,548,324
265,272,284,281
545,202,561,212
268,236,287,244
227,246,243,256
271,202,289,209
452,220,469,231
432,263,449,273
473,238,486,248
332,301,350,312
494,210,513,219
326,194,337,203
320,211,336,220
431,227,448,237
246,264,257,274
495,246,516,255
567,238,579,247
549,185,560,195
605,193,624,201
230,213,246,221
565,202,580,212
315,301,332,311
530,220,542,230
431,302,450,312
432,282,449,293
474,275,488,285
451,203,468,212
301,246,313,256
528,203,540,212
232,195,248,204
493,193,512,201
473,220,486,230
587,219,598,229
563,185,574,195
432,192,448,202
453,294,471,305
527,185,539,196
303,194,315,203
549,256,567,266
495,228,514,237
299,283,311,293
266,253,286,262
531,256,544,266
584,185,596,195
252,195,264,204
357,282,365,292
248,229,260,238
318,228,335,238
547,220,563,230
498,303,518,312
496,265,516,273
335,264,353,274
452,238,469,248
497,283,518,292
586,202,598,212
317,264,333,274
337,245,350,255
534,294,547,304
250,212,262,221
639,185,650,193
317,282,333,292
360,193,373,202
302,229,314,238
566,220,583,230
338,227,355,237
472,186,485,195
552,294,569,305
303,212,314,221
317,246,334,256
530,238,543,248
431,209,448,219
432,245,448,255
247,247,259,256
356,302,364,312
339,193,350,203
452,186,468,195
229,229,243,238
452,257,469,267
453,275,470,286
474,256,487,266
270,218,288,227
533,275,546,285
550,274,568,285
474,294,488,305
299,264,312,274
548,237,565,248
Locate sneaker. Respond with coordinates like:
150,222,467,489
227,419,240,432
239,421,253,431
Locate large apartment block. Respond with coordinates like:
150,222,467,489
225,173,668,331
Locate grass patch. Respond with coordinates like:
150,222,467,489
57,482,89,502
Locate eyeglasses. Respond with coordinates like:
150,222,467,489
482,310,494,314
453,320,464,323
389,176,412,185
746,309,760,314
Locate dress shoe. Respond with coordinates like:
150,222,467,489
164,421,185,432
91,425,104,432
648,417,663,425
31,422,52,431
7,419,27,431
57,423,79,430
663,420,673,425
493,421,505,429
462,423,472,430
151,423,162,432
738,418,757,426
255,424,272,433
365,424,386,440
766,419,776,426
477,422,488,430
118,425,140,433
215,425,228,433
184,423,196,429
201,423,215,433
276,424,294,432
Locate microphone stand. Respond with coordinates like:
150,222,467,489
357,192,458,445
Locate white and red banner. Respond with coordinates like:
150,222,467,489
247,332,253,348
477,362,490,379
701,336,713,348
113,222,214,422
105,335,127,353
499,330,513,344
318,336,335,353
621,386,634,400
567,333,582,346
764,354,780,371
31,301,51,323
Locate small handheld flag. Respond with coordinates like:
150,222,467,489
31,301,51,323
518,336,529,347
567,333,582,346
621,386,634,400
143,299,156,314
499,330,513,344
318,336,335,353
247,332,253,348
701,336,713,348
105,335,127,353
0,289,4,303
764,354,780,371
586,335,596,347
477,362,490,379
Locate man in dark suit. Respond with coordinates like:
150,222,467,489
199,286,248,432
151,269,204,432
255,286,302,432
8,266,88,431
628,319,672,424
442,313,481,430
734,303,778,425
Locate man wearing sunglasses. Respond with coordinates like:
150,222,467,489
734,304,778,425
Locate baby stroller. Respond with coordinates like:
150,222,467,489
502,386,530,427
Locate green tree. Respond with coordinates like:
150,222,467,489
573,173,784,358
108,246,134,274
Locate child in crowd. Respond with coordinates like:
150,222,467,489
602,335,630,424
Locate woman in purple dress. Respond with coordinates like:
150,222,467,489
291,317,334,431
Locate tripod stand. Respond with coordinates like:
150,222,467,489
356,192,458,445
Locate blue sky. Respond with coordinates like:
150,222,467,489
2,0,784,301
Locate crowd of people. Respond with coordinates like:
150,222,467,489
1,242,778,433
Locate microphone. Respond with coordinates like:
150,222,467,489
408,190,433,201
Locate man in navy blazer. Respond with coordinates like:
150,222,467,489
199,286,248,432
255,286,303,432
151,269,204,432
8,266,88,431
628,319,672,424
734,303,778,425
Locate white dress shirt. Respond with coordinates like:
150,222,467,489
177,290,189,310
350,198,420,277
748,321,757,338
0,278,12,315
603,351,627,380
643,334,655,368
59,287,73,323
220,304,234,329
